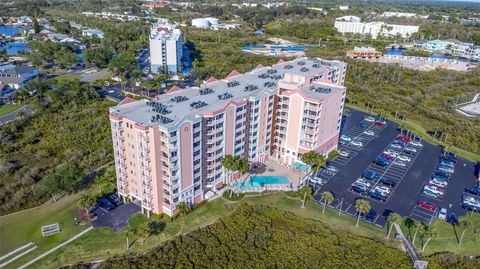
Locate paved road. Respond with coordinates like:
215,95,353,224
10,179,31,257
0,105,27,125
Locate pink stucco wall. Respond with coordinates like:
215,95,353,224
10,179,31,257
179,122,193,190
224,106,236,155
285,94,303,150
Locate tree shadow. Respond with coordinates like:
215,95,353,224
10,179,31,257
452,224,460,244
404,217,414,241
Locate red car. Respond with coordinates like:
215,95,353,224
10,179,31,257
417,200,437,211
374,122,385,126
381,153,394,160
396,136,410,143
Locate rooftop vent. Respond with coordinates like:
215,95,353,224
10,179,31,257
312,63,320,68
284,64,293,69
227,81,240,88
300,67,309,72
258,73,268,79
190,101,208,109
199,87,214,95
297,61,305,66
267,69,277,74
151,114,173,124
148,102,171,114
310,85,332,94
218,92,234,100
244,84,259,92
264,81,276,88
171,96,189,103
273,75,282,80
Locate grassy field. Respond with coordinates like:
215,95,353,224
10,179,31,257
346,104,480,162
2,191,479,268
0,104,21,117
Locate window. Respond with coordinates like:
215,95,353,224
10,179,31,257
193,122,200,128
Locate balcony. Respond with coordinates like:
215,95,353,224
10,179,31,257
137,136,149,143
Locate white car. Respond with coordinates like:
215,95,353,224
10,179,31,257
404,147,417,153
393,160,407,167
355,179,371,188
363,130,375,136
338,150,349,157
438,208,447,220
385,150,399,157
364,116,375,122
374,185,391,195
409,141,423,147
424,185,444,196
429,178,448,188
438,166,454,174
463,195,480,207
340,135,352,142
390,144,403,149
350,141,363,147
397,155,411,162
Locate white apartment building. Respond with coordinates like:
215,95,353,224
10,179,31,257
446,40,480,61
381,12,428,19
334,16,419,39
149,19,182,74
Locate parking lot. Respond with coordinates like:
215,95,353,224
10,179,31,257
91,203,141,231
312,109,479,227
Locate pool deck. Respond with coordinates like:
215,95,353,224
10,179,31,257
249,160,308,187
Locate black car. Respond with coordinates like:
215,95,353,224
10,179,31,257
381,178,398,187
351,185,367,193
465,187,480,196
107,194,123,206
435,171,451,179
446,212,458,225
368,191,386,202
98,198,115,211
365,209,378,222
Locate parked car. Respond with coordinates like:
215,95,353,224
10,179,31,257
423,189,441,199
435,171,451,179
385,149,400,157
381,178,398,187
364,116,375,122
98,198,116,211
374,185,391,195
325,165,339,173
437,208,447,220
352,184,367,193
365,209,378,222
368,191,386,201
107,194,123,206
390,143,403,149
438,165,454,174
350,140,363,147
358,122,369,128
362,170,381,180
374,121,385,126
338,150,349,157
397,155,411,162
395,136,410,143
403,148,416,155
446,212,458,225
375,157,390,167
381,153,394,161
340,134,352,142
424,184,445,195
404,147,417,153
465,187,480,196
417,200,437,211
429,178,448,188
463,194,480,208
408,140,423,147
363,130,375,136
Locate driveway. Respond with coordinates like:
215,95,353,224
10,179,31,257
91,203,141,231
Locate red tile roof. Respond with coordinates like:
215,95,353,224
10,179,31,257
225,70,241,79
206,76,218,83
118,97,137,105
169,85,183,93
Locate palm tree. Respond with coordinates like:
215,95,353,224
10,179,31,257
412,221,424,246
77,194,94,223
301,151,326,172
458,219,472,247
386,213,402,238
220,155,236,183
177,202,191,216
320,191,334,214
354,199,371,227
125,226,138,250
421,226,438,253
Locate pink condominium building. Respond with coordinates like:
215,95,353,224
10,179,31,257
109,57,347,217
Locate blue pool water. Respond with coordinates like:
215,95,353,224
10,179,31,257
0,42,29,55
234,175,289,189
0,26,21,37
385,49,405,55
294,162,310,171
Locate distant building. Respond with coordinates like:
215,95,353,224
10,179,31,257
381,12,428,19
445,40,480,61
0,64,38,89
339,5,349,11
347,47,383,59
191,18,219,29
460,17,480,24
82,28,105,39
149,19,182,74
334,16,419,39
143,2,168,9
416,40,447,51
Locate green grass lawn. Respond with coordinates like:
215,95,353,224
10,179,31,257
53,74,80,83
0,104,21,117
2,191,479,269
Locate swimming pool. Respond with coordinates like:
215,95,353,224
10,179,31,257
294,162,310,171
234,175,289,189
